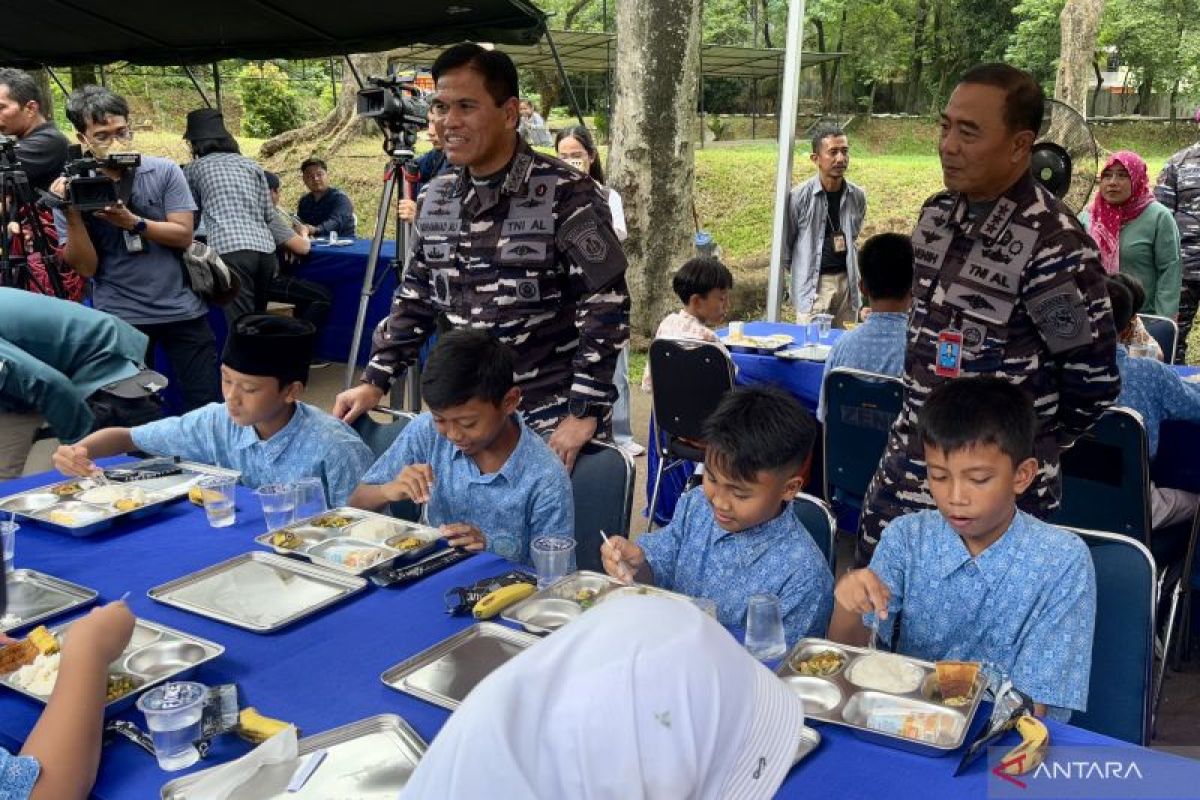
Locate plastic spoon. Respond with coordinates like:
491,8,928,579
599,530,634,585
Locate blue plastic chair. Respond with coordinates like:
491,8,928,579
1139,314,1178,365
821,367,904,531
792,491,837,572
350,408,420,522
1068,527,1156,745
570,440,635,572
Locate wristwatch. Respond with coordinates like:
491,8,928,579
568,398,597,419
132,217,148,234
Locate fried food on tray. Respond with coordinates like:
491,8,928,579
935,660,980,705
387,535,424,552
791,649,846,676
114,497,145,511
50,482,82,497
28,625,59,656
270,530,301,549
311,514,353,529
0,639,37,674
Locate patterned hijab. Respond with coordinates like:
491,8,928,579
1088,150,1156,274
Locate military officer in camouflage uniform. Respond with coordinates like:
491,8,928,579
1155,132,1200,362
334,44,629,471
857,64,1120,564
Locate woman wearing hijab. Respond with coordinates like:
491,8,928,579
1081,151,1182,318
403,595,806,799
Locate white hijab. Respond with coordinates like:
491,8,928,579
403,595,805,800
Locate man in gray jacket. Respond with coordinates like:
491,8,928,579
781,125,867,326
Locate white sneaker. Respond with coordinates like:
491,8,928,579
618,440,646,458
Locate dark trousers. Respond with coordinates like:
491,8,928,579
1176,278,1200,363
222,249,279,325
267,273,333,330
135,316,222,412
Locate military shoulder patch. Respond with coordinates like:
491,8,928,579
1027,284,1092,354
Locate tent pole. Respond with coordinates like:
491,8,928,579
766,0,808,322
183,65,213,108
542,26,587,129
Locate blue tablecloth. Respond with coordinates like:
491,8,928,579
297,238,400,365
0,467,1178,798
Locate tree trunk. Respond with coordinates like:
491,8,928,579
905,0,931,113
760,0,772,48
259,52,386,159
1053,0,1105,117
33,70,53,119
531,70,562,119
609,0,702,337
1091,60,1104,117
1134,69,1154,116
814,19,831,112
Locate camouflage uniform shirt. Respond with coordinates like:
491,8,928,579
362,138,630,434
1154,142,1200,280
858,172,1120,560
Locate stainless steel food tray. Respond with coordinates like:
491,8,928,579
1,569,98,634
0,460,240,537
0,616,223,716
774,637,986,756
160,713,427,799
148,552,367,632
381,622,539,710
255,507,441,577
501,570,693,634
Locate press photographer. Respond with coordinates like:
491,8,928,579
0,68,69,193
51,85,221,413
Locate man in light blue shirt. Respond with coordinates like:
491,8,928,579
818,233,912,421
350,330,573,565
602,387,834,646
53,316,373,507
1107,278,1200,528
831,378,1096,720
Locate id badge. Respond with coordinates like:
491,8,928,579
122,230,145,254
935,329,964,378
832,232,847,253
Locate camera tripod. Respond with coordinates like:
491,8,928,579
343,129,423,412
0,154,67,298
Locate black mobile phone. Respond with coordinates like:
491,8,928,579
105,456,182,483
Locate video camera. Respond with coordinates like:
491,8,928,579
0,134,20,171
357,76,428,150
61,144,141,211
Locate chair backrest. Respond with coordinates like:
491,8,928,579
822,367,905,510
1053,407,1151,544
351,408,420,521
1139,314,1178,365
792,491,837,571
570,440,635,572
1067,527,1155,745
648,339,735,443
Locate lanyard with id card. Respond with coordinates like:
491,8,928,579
935,329,964,378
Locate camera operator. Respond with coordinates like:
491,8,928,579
51,86,221,412
0,68,69,194
334,44,630,472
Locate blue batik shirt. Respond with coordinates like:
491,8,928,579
1115,344,1200,458
360,413,573,565
865,509,1096,716
639,488,834,646
130,401,373,506
0,747,39,799
818,310,908,421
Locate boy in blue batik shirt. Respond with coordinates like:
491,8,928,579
1107,277,1200,529
52,315,373,507
349,329,573,565
817,233,912,421
602,387,834,645
830,377,1096,720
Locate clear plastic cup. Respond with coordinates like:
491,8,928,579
328,231,338,245
292,477,328,522
813,313,834,343
531,536,576,589
136,681,206,771
728,321,745,341
1,520,16,572
198,476,237,528
744,593,787,661
1128,343,1157,359
256,483,296,531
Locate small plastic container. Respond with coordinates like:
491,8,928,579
136,681,206,771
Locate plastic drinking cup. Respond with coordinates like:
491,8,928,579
256,483,296,531
729,321,745,340
292,477,328,521
813,313,834,343
531,536,577,589
744,593,787,661
137,681,206,771
328,231,338,244
198,476,236,529
1128,343,1157,360
1,520,16,571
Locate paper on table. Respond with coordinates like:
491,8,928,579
170,562,342,628
183,726,299,800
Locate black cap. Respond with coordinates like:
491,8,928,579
183,108,233,141
221,314,316,386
